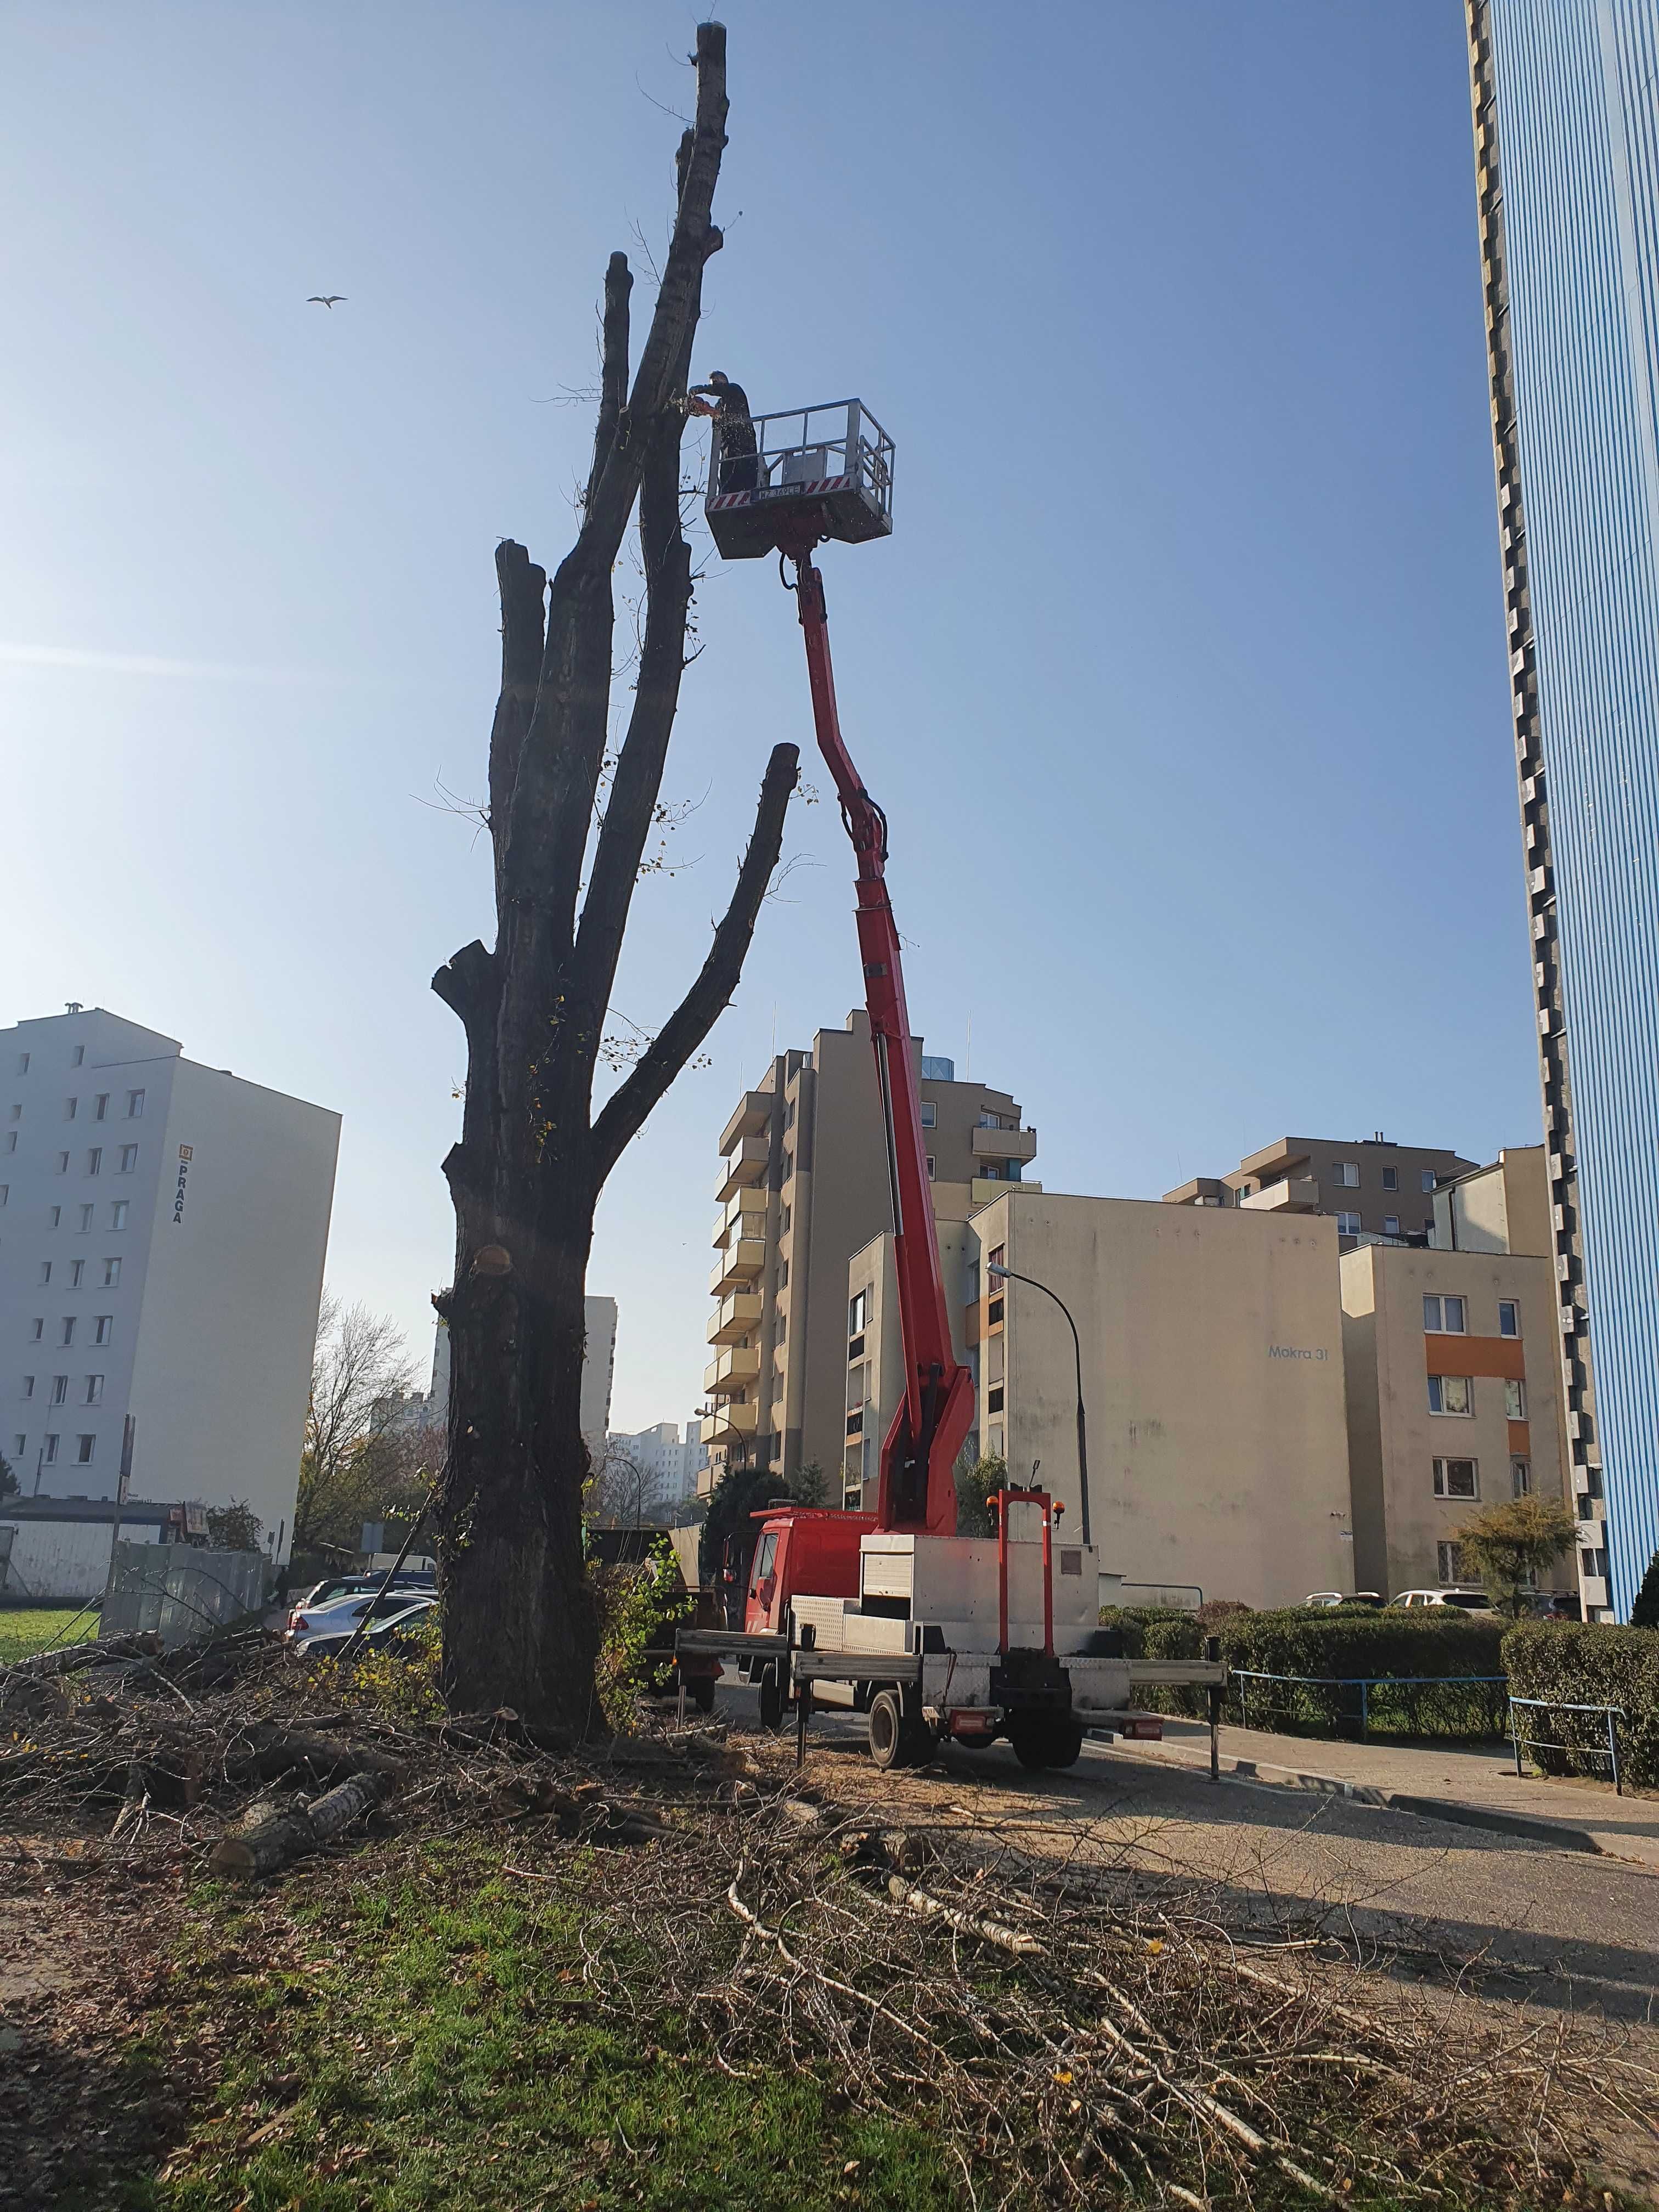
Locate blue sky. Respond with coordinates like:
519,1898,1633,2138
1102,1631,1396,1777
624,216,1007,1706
0,2,1531,1431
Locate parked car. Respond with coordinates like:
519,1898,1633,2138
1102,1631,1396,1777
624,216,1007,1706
1304,1591,1384,1608
285,1588,438,1645
1387,1588,1494,1612
285,1572,435,1635
295,1596,438,1659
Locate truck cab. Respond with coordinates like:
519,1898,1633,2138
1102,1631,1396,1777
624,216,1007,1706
742,1506,874,1635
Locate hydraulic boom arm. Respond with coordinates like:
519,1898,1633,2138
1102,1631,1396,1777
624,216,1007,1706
780,535,974,1535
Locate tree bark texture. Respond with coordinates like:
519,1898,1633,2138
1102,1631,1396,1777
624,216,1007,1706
432,23,797,1730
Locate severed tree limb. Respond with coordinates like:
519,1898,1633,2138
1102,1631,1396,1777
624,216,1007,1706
589,741,798,1184
585,252,633,517
886,1874,1045,1956
486,540,548,902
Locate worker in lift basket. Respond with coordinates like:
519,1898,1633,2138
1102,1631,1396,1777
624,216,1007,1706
686,370,759,493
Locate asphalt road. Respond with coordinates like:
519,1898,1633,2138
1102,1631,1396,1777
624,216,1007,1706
713,1681,1659,2027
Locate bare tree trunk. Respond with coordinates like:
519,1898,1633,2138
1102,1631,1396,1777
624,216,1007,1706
432,23,796,1731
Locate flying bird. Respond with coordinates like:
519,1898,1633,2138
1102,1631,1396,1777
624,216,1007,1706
307,295,346,308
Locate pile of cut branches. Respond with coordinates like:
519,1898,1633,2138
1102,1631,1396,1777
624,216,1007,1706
2,1635,1652,2208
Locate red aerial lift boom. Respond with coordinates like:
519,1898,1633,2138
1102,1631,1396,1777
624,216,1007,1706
772,523,974,1537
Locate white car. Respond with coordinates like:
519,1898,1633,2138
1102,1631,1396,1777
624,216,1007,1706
291,1593,438,1657
285,1588,437,1645
1304,1590,1383,1609
1387,1588,1494,1612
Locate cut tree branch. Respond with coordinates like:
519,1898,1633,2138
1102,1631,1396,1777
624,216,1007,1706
585,252,633,518
590,741,798,1185
486,541,548,902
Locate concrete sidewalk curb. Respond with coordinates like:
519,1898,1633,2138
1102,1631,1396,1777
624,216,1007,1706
1117,1735,1610,1857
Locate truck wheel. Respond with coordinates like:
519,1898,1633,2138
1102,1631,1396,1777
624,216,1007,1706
867,1689,910,1770
758,1664,783,1731
690,1675,716,1715
1012,1717,1085,1771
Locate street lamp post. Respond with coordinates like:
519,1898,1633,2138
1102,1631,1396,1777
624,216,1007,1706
986,1262,1092,1547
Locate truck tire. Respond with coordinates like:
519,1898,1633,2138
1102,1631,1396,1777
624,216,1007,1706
867,1689,910,1770
1011,1716,1085,1771
758,1664,783,1731
690,1675,716,1715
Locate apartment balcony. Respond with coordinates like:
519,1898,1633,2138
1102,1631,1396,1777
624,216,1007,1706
707,1291,763,1345
720,1091,772,1156
1238,1176,1319,1215
1163,1176,1230,1207
700,1400,759,1445
1237,1138,1312,1182
703,1346,761,1398
710,1241,766,1297
970,1176,1040,1207
972,1123,1038,1165
716,1135,770,1204
712,1186,769,1249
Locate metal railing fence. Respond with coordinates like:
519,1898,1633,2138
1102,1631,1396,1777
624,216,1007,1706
1508,1694,1624,1795
1231,1667,1510,1743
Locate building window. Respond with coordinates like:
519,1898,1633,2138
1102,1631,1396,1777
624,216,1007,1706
93,1317,112,1345
54,1153,69,1175
1498,1300,1519,1338
119,1144,138,1172
1421,1169,1437,1194
848,1289,870,1337
1432,1457,1479,1498
78,1204,94,1232
920,1101,936,1129
51,1375,68,1404
1436,1540,1465,1584
29,1319,43,1341
1383,1215,1400,1237
60,1318,76,1346
1335,1211,1361,1236
86,1148,101,1176
63,1097,77,1120
1504,1378,1527,1420
76,1435,94,1464
2,1133,13,1154
1581,1548,1607,1581
47,1206,59,1228
15,1054,27,1075
777,1259,788,1289
1511,1458,1531,1497
926,1155,936,1181
1428,1375,1472,1416
37,1262,50,1286
781,1149,794,1183
127,1090,144,1118
5,1104,16,1121
1381,1165,1398,1192
780,1204,792,1234
987,1385,1005,1414
20,1378,33,1400
0,1187,6,1209
43,1434,59,1464
71,1046,84,1068
83,1375,103,1405
103,1258,120,1287
1333,1161,1359,1187
1423,1295,1466,1334
10,1435,23,1458
69,1259,83,1287
110,1201,128,1229
94,1094,108,1121
988,1425,1005,1458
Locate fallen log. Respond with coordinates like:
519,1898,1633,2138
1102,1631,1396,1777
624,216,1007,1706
226,1728,405,1789
3,1633,161,1681
209,1771,386,1879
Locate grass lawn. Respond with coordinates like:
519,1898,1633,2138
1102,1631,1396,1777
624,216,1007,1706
0,1605,98,1664
118,1838,962,2212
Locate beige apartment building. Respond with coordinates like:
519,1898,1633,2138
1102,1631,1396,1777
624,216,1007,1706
847,1190,1354,1610
698,1013,1035,1496
1340,1234,1572,1601
1165,1133,1478,1245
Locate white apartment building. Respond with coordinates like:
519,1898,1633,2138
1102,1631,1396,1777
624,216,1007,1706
1,1007,339,1558
605,1420,708,1516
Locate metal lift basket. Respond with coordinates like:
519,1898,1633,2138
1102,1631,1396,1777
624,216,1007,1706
704,397,894,561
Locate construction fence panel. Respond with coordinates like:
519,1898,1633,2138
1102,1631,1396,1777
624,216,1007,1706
100,1544,268,1647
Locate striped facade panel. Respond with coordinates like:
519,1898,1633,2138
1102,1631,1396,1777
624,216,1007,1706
1477,0,1659,1617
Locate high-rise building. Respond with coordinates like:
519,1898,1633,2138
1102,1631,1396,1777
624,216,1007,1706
1164,1134,1476,1246
1466,0,1659,1616
698,1012,1035,1495
603,1421,708,1517
1,1007,339,1556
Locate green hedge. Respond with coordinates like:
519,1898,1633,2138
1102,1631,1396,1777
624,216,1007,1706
1099,1605,1510,1737
1502,1621,1659,1790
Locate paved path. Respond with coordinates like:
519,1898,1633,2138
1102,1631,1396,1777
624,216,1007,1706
1132,1716,1659,1870
715,1684,1659,2028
